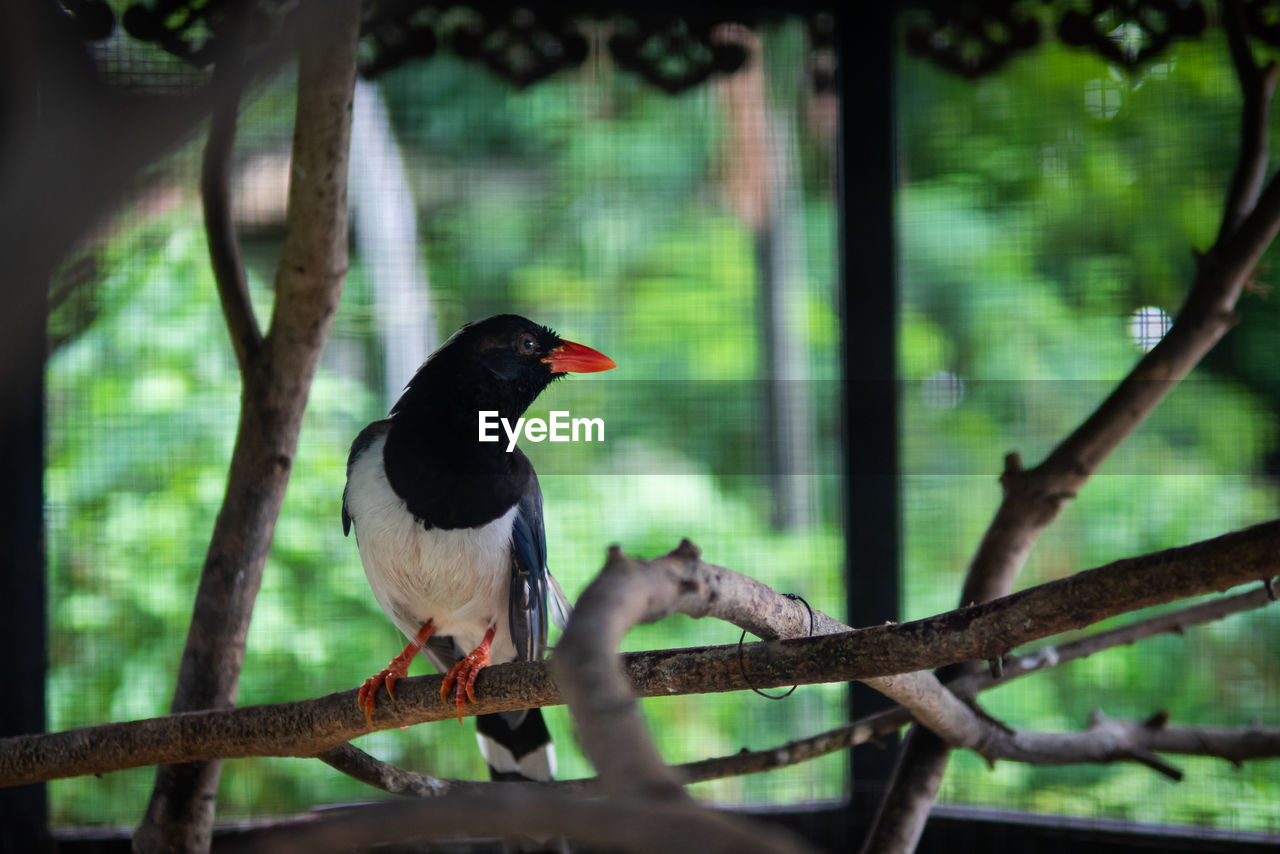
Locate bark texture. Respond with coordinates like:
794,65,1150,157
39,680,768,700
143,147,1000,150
132,6,360,852
3,524,1272,791
864,5,1280,848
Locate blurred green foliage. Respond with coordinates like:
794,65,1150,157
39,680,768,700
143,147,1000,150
46,26,846,825
42,17,1278,839
899,33,1277,832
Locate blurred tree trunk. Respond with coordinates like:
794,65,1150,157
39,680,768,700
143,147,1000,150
132,5,360,853
350,78,438,408
719,27,812,530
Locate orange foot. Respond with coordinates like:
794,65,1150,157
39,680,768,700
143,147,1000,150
358,620,435,726
441,626,496,722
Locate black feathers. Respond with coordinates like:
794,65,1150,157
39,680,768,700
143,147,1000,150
346,314,612,784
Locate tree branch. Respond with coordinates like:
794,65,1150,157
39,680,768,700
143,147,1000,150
314,742,490,798
553,541,988,775
134,5,360,852
312,581,1280,809
0,2,296,415
320,584,1277,797
2,524,1273,790
549,539,984,800
552,541,701,800
868,9,1280,848
971,710,1280,779
961,4,1280,609
682,715,1280,787
201,64,261,373
1219,0,1280,242
674,582,1277,784
166,714,1280,854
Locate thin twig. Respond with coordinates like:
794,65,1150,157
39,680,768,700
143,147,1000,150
201,63,262,373
315,743,483,798
316,741,599,796
1219,0,1280,242
970,711,1280,779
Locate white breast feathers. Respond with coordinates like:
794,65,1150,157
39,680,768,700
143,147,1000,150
345,430,519,664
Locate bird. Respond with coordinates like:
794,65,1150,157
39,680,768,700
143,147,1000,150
342,314,615,782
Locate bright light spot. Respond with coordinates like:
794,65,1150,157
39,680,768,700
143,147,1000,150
1147,57,1176,79
922,371,965,410
1127,306,1172,352
1085,78,1123,119
1109,22,1146,61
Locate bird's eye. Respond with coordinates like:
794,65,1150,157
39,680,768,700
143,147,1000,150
517,333,538,354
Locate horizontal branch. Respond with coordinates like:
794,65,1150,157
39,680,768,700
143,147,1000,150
217,718,1280,853
314,743,489,798
677,714,1280,787
321,583,1279,798
676,582,1278,783
231,787,820,854
1,521,1276,787
977,711,1280,779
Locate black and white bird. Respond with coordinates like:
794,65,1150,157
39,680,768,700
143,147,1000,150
343,314,615,781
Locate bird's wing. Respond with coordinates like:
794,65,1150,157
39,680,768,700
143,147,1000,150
341,420,390,537
547,570,572,631
509,460,551,663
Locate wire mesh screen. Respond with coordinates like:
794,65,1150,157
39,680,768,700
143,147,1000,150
897,31,1279,835
44,21,845,827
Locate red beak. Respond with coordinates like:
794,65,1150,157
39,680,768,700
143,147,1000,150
543,339,616,374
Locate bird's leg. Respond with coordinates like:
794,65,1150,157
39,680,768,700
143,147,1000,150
358,619,436,726
440,625,496,722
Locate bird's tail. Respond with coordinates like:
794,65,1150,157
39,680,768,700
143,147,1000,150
476,708,556,782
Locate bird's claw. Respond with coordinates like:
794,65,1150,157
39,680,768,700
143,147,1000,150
441,633,493,723
440,654,483,723
356,621,437,727
357,664,405,726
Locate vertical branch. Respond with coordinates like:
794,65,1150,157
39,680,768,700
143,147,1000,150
132,4,360,853
863,10,1280,853
1218,0,1279,243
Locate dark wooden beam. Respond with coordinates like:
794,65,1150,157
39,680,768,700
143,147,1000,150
0,265,50,854
836,3,902,797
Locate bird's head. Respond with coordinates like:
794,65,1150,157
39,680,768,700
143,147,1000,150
392,314,615,418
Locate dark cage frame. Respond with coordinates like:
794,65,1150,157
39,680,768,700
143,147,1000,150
2,0,1277,851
